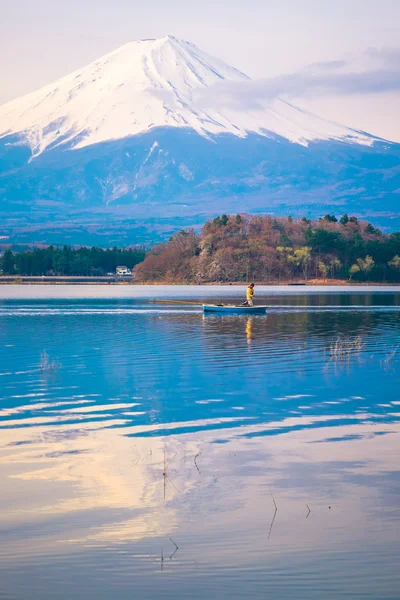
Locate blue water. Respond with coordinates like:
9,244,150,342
0,285,399,600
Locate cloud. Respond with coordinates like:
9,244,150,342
194,46,400,110
308,59,348,71
365,47,400,66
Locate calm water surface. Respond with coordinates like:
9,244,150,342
0,285,399,599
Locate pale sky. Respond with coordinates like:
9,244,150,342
1,0,400,140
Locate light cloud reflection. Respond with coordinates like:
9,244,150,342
0,416,399,558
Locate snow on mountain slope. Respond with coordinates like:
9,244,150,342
0,35,375,155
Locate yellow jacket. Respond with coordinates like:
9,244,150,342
246,286,254,300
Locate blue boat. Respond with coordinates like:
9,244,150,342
203,304,267,314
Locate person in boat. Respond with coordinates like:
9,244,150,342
243,283,255,306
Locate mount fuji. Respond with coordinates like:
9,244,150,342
1,36,399,245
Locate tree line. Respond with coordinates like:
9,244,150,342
134,213,400,283
3,214,400,282
0,245,146,276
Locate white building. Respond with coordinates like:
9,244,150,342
116,266,131,276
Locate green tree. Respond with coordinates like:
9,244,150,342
323,214,338,223
213,214,229,227
272,219,283,232
365,223,381,236
305,228,343,253
339,214,349,225
318,261,329,280
349,264,360,280
70,255,91,275
279,233,292,246
277,246,295,279
288,247,312,279
330,258,342,278
356,255,375,276
1,250,15,275
53,253,68,275
388,255,400,270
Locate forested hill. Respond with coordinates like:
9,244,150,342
2,214,400,282
0,245,145,276
135,214,400,283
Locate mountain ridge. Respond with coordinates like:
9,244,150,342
0,36,399,245
0,36,376,155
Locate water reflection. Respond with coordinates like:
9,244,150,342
0,289,399,599
0,420,399,599
246,316,254,346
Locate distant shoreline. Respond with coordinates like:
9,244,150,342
1,277,400,287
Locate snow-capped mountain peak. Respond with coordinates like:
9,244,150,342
0,36,374,155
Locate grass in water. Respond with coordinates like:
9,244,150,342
384,346,398,365
381,345,398,370
40,351,60,376
329,336,364,362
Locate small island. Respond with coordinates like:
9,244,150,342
1,213,400,285
135,213,400,284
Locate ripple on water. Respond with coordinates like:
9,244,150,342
0,291,399,599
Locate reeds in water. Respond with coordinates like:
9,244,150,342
329,336,364,362
384,346,398,365
40,351,60,375
381,345,398,370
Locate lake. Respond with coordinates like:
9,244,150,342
1,285,399,599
